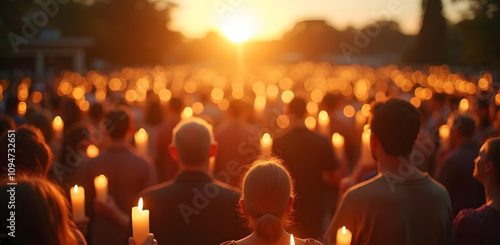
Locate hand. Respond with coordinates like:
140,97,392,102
128,234,157,245
74,217,90,236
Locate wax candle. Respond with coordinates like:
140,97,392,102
134,128,149,155
336,226,352,245
94,174,108,203
439,124,450,144
70,185,85,222
260,133,273,155
290,234,295,245
332,133,345,161
52,116,64,138
359,125,373,164
86,144,99,158
318,110,330,136
459,98,469,112
132,198,149,245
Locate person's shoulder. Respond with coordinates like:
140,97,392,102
220,240,237,245
141,179,176,198
303,238,324,245
213,179,241,195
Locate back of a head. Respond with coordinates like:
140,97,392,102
288,98,307,118
485,137,500,187
241,158,294,242
450,113,476,139
0,177,77,245
228,99,247,118
172,118,213,166
104,108,130,140
0,125,53,177
370,98,421,157
89,102,104,122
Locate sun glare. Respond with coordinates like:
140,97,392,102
222,14,256,43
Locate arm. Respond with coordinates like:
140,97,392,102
93,195,130,230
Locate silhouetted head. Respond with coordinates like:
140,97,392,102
0,125,53,177
287,97,307,118
240,157,294,242
103,108,131,140
449,113,476,141
171,118,215,166
370,98,421,157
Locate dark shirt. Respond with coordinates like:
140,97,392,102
154,115,181,182
454,204,500,245
141,171,249,245
272,126,337,239
437,141,485,217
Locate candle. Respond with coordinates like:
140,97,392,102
94,174,108,203
459,98,469,112
317,110,330,136
260,133,273,155
290,234,295,245
332,133,345,161
52,116,64,138
439,124,450,144
134,128,149,155
336,226,352,245
70,185,85,222
86,144,99,158
132,197,150,245
359,125,373,164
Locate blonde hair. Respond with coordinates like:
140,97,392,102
241,157,295,242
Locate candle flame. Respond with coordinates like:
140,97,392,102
290,234,294,245
138,197,143,212
54,116,62,125
319,110,329,121
332,133,345,147
342,226,346,235
262,133,271,142
74,185,78,192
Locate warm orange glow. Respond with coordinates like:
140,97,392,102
222,13,257,43
459,98,469,112
17,102,26,116
410,97,421,108
86,144,99,158
192,102,204,114
277,115,290,129
290,234,295,245
305,116,316,130
138,197,143,212
439,125,450,140
182,107,193,119
343,105,355,118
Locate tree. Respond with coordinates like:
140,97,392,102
416,0,447,65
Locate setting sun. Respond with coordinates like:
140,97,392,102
222,13,257,43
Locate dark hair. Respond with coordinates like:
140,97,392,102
26,110,53,143
0,125,53,176
370,98,421,157
485,137,500,187
0,115,15,137
59,122,94,168
450,113,476,139
0,176,78,244
89,103,104,123
288,97,307,118
104,109,130,139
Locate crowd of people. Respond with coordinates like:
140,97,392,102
1,63,500,245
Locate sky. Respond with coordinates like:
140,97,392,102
167,0,469,41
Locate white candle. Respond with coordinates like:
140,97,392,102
318,110,330,136
70,185,85,222
94,174,108,203
134,128,149,155
336,226,352,245
290,234,295,245
86,144,99,158
52,116,64,139
260,133,273,155
332,133,345,161
359,125,373,164
132,197,150,245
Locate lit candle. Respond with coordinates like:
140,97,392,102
134,128,149,155
70,185,85,222
336,226,352,245
439,125,450,143
290,234,295,245
359,125,373,164
52,116,64,139
86,144,99,158
260,133,273,155
132,197,150,245
94,174,108,203
459,98,469,112
318,110,330,136
332,133,345,161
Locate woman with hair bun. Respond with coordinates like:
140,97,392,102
221,158,323,245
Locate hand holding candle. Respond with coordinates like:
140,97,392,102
70,185,85,222
94,174,108,203
336,226,352,245
132,198,150,245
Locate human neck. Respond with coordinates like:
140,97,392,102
179,161,209,173
484,180,500,210
377,154,425,180
246,229,291,245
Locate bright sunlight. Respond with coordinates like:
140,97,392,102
221,13,257,43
